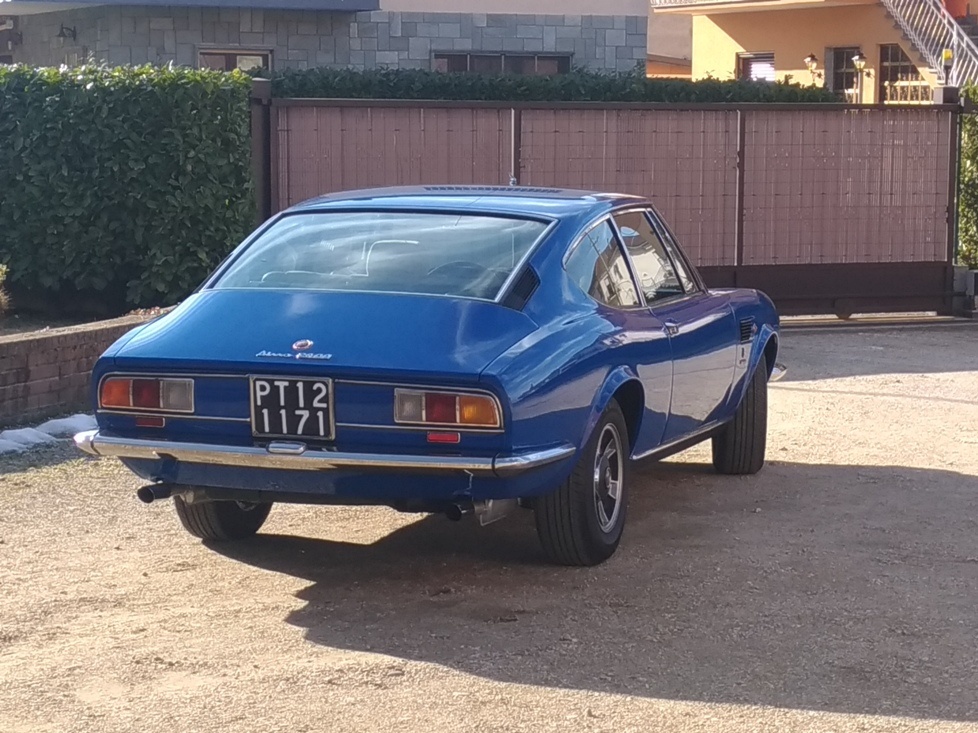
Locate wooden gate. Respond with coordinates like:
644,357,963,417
252,94,960,316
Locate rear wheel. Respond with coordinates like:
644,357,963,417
173,495,272,541
712,356,768,475
534,400,630,566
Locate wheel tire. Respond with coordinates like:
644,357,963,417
712,355,768,475
534,400,630,566
173,495,272,541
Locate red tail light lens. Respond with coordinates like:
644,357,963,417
99,376,194,413
394,389,500,429
424,393,457,424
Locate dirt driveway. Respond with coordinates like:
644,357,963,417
1,323,977,733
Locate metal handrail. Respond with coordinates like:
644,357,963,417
874,0,978,86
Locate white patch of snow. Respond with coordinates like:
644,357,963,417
36,414,97,438
1,427,59,448
0,414,98,455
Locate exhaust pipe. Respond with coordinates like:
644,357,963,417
136,484,173,504
445,503,472,522
474,499,518,526
444,499,518,524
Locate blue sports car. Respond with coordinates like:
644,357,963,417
75,186,783,566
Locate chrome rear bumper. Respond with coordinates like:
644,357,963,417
73,430,575,478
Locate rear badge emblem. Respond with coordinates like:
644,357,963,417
256,339,332,361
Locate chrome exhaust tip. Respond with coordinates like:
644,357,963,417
136,484,173,504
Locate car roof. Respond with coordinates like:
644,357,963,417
287,186,650,219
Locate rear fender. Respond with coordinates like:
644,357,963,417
580,366,641,458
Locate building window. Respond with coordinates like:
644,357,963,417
828,46,860,101
433,53,571,76
736,52,775,82
878,44,927,103
199,50,270,72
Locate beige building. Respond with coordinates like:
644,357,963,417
650,0,973,103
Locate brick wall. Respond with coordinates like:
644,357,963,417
13,7,647,73
0,316,148,428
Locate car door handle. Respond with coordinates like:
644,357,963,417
664,320,680,336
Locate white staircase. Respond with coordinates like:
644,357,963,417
881,0,978,87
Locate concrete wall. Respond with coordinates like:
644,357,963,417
690,4,936,103
12,5,648,72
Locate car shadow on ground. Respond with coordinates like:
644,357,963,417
211,459,978,723
778,322,978,382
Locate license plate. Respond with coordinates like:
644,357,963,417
250,377,334,440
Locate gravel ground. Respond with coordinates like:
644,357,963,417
1,323,977,733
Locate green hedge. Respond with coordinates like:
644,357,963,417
959,87,978,270
261,67,840,103
0,65,254,313
0,264,8,316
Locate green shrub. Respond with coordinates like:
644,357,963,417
259,66,840,103
0,64,254,312
960,87,978,270
0,264,9,316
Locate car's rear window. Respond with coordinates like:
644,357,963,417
212,211,550,301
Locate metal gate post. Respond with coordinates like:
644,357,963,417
249,78,272,225
945,105,962,315
734,109,747,280
510,107,523,186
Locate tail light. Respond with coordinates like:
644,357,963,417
99,376,194,413
394,389,501,429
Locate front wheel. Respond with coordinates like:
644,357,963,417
173,495,272,541
534,400,630,566
712,356,768,475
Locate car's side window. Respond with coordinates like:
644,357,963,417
564,220,641,308
612,210,686,303
647,211,699,293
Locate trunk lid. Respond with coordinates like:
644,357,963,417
111,289,536,381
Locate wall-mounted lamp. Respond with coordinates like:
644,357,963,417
57,25,76,45
803,53,823,83
6,31,22,52
851,51,868,103
942,47,954,83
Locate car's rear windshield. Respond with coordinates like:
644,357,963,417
212,211,550,301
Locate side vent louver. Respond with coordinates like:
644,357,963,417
739,318,755,343
501,268,540,311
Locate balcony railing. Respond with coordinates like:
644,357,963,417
650,0,750,4
882,79,934,104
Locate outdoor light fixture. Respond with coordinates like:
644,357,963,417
851,51,868,104
942,47,954,82
56,25,76,43
803,53,822,83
